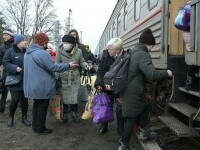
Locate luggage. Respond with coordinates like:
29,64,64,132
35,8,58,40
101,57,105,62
49,95,63,120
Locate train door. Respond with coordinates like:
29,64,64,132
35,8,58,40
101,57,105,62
158,0,200,137
168,0,189,55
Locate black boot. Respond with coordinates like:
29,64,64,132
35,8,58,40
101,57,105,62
7,116,14,127
71,112,80,123
61,113,68,124
99,123,108,134
22,116,31,126
37,128,53,135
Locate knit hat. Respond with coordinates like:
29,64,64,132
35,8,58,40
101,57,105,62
62,35,76,45
14,34,25,45
34,33,49,46
47,43,53,49
139,28,156,45
3,29,13,37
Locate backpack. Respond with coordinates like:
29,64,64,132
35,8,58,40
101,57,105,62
103,51,131,96
174,2,191,31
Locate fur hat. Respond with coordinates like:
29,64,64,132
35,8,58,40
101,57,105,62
3,29,13,37
62,35,76,45
139,28,156,45
14,34,25,45
34,33,49,46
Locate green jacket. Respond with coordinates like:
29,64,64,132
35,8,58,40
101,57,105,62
122,43,169,117
55,46,87,104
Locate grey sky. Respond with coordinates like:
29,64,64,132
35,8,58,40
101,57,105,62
54,0,118,53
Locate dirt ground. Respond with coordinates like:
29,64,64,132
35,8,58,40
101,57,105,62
0,99,144,150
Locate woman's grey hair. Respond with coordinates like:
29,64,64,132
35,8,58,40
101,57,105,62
106,38,123,50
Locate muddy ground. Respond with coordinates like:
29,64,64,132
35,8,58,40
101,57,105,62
0,99,143,150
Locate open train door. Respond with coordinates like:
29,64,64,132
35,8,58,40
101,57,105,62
185,0,200,66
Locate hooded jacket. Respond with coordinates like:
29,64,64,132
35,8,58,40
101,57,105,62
24,44,70,99
122,43,169,117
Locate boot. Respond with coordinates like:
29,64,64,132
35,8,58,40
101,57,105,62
7,116,14,127
184,65,198,91
61,113,68,124
22,116,31,126
37,127,53,135
99,123,108,134
71,112,80,123
139,127,157,141
118,139,130,150
184,74,193,91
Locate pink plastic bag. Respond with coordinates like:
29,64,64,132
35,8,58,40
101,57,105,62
183,31,192,52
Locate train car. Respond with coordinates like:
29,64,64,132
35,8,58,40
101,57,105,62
96,0,200,137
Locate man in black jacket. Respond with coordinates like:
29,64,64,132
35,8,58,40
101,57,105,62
0,29,14,112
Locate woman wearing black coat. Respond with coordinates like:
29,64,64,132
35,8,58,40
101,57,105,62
3,34,31,127
95,38,124,135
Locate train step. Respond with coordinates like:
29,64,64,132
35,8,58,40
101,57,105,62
158,115,199,137
178,87,199,97
168,102,200,121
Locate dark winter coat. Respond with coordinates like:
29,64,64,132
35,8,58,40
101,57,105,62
0,39,14,80
122,43,169,117
3,45,25,91
94,50,115,88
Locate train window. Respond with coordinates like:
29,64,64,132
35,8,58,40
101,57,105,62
124,4,128,30
117,14,121,36
110,27,112,38
113,22,116,37
148,0,158,10
134,0,141,21
108,29,110,40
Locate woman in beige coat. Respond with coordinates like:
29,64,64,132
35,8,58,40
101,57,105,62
55,35,87,123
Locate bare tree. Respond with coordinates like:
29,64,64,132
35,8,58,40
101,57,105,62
1,0,31,34
0,11,6,44
1,0,58,42
32,0,57,37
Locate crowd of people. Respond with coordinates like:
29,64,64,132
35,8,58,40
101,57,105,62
0,28,173,150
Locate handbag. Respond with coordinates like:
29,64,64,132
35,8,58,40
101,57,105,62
78,70,92,102
5,75,21,86
49,95,63,120
174,2,191,31
92,92,114,124
81,92,94,120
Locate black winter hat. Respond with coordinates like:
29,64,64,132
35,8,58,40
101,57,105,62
62,35,76,45
139,28,156,45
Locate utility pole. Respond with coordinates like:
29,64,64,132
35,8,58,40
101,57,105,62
65,9,72,34
80,31,82,43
